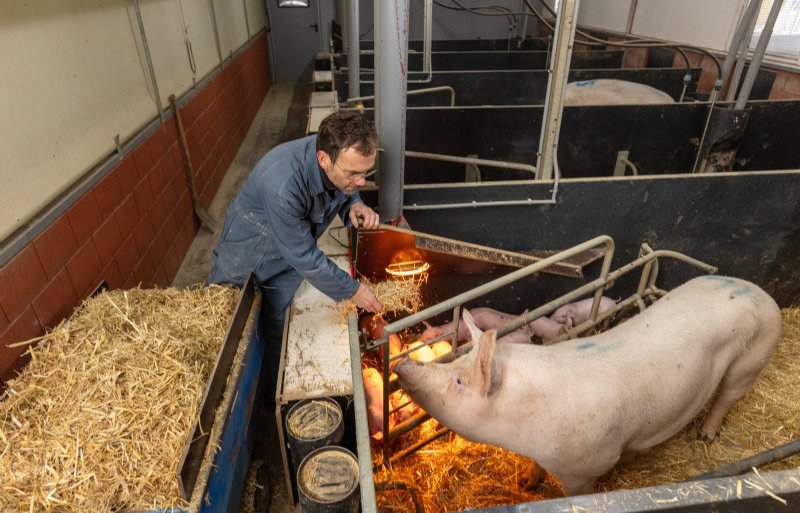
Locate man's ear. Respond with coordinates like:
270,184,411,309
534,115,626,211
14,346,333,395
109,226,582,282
317,150,331,168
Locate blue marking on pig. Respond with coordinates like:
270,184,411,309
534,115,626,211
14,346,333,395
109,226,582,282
573,79,597,87
576,340,625,353
702,276,752,296
597,340,625,354
701,275,759,305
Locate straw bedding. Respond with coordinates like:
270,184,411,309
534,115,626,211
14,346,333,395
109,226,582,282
375,307,800,512
337,279,423,322
0,285,238,513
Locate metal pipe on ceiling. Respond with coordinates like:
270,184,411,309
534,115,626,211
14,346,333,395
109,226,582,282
375,0,409,222
347,0,360,99
535,0,579,181
735,0,784,110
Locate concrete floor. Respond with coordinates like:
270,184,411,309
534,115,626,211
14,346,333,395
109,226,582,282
171,82,311,513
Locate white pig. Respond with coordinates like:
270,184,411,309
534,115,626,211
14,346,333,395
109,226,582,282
550,296,617,329
395,276,781,496
421,307,563,344
565,79,674,106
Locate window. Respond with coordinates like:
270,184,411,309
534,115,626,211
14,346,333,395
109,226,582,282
750,0,800,61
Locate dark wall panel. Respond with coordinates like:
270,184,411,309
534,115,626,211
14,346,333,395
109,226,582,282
360,171,800,307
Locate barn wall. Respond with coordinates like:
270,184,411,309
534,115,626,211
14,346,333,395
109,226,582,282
0,32,271,383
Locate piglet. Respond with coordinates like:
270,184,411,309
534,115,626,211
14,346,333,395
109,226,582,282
395,276,781,496
550,296,617,329
404,341,437,362
362,367,393,440
422,307,563,344
390,389,420,423
430,340,452,359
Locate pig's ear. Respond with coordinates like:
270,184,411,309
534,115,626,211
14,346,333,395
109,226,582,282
463,308,483,343
475,329,496,397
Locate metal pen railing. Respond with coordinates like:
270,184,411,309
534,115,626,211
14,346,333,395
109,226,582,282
344,85,456,107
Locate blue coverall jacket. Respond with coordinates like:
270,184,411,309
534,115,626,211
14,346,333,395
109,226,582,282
207,135,362,319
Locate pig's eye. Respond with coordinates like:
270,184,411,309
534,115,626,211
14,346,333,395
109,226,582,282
455,377,463,386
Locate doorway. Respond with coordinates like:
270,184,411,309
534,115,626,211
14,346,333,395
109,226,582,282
266,0,323,82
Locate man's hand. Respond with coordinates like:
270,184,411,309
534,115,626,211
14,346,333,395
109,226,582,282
351,282,382,313
349,202,380,229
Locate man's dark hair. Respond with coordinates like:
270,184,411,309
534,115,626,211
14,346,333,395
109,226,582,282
316,110,377,163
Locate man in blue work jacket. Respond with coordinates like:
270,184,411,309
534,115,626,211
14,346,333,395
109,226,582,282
208,111,383,398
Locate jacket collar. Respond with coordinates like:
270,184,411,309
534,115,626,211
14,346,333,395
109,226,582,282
306,135,326,196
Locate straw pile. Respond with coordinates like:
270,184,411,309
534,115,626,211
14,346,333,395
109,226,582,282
0,285,238,513
337,279,423,322
375,307,800,512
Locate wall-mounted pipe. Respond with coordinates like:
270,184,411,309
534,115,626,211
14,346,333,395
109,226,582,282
726,1,762,102
735,0,784,110
720,0,762,100
347,0,360,99
131,0,165,122
535,0,579,180
208,0,225,69
242,0,251,43
375,0,409,222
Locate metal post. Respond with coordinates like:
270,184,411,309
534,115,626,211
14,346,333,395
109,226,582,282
735,0,784,110
423,0,433,74
516,0,529,43
347,0,361,99
375,0,409,222
338,0,348,51
131,0,165,122
726,1,762,102
347,313,378,513
720,0,761,99
208,0,225,68
535,0,579,181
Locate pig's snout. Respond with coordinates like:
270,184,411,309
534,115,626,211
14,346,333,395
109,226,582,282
393,357,422,387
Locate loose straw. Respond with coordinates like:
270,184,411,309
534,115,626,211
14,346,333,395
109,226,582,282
0,285,238,513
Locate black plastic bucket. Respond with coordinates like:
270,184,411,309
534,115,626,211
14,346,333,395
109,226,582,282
297,446,360,513
285,397,344,475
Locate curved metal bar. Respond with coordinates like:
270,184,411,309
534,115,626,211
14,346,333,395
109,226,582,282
346,85,456,107
405,150,537,177
498,248,717,338
369,235,615,349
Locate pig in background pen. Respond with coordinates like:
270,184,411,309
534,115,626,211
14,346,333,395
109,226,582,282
362,278,800,513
